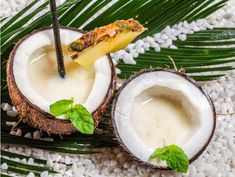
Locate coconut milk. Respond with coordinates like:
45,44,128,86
27,45,95,104
131,90,193,148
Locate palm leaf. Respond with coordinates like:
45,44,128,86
0,150,57,177
118,27,235,81
1,0,235,175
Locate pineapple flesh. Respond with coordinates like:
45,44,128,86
68,19,147,67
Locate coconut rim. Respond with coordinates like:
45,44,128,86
8,26,116,124
111,68,216,170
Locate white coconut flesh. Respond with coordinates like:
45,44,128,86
12,28,112,118
113,70,214,167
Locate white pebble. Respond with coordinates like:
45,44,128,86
115,68,121,74
10,130,16,135
178,34,187,41
27,172,35,177
78,166,85,174
21,158,27,163
53,163,60,171
143,43,150,50
154,46,161,52
40,171,49,177
135,39,144,46
154,33,161,41
5,121,15,126
144,36,155,44
25,148,32,156
160,39,172,48
24,132,32,138
169,45,178,49
7,110,18,117
205,164,217,176
28,158,34,165
123,53,136,64
16,129,22,136
1,163,8,170
2,103,12,111
161,33,169,40
33,130,41,139
46,159,53,167
65,156,71,164
136,47,145,54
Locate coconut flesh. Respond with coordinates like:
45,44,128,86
112,69,215,168
7,27,116,133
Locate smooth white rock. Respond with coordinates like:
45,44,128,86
27,172,35,177
1,163,8,170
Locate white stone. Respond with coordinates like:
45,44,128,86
65,156,71,164
21,158,27,163
178,34,187,41
136,47,145,54
169,45,178,49
1,163,8,170
25,148,32,156
154,46,161,52
28,158,34,165
33,130,41,139
16,129,22,136
205,164,217,176
123,53,136,64
53,163,60,172
2,103,12,111
143,43,150,50
10,130,16,135
46,159,53,167
7,110,18,117
40,171,49,177
27,172,35,177
24,132,32,138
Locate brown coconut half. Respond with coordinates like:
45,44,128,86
7,26,116,135
111,69,216,170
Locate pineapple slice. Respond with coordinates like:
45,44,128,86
68,19,146,67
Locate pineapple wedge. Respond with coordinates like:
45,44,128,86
68,19,146,67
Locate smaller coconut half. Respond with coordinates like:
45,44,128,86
111,69,216,169
7,27,116,134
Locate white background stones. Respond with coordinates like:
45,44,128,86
1,0,235,176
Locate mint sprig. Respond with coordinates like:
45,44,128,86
50,99,94,134
149,145,189,173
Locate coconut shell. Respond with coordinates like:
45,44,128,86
7,26,116,135
111,68,216,170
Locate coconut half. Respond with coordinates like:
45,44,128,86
111,69,215,169
7,27,116,134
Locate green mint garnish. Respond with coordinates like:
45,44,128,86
50,99,73,116
50,99,94,134
149,145,189,173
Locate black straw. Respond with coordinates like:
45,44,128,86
49,0,65,78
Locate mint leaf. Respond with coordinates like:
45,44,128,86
149,145,189,173
49,99,94,134
67,104,94,134
149,146,168,160
50,99,73,116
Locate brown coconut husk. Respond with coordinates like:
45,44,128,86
7,26,117,135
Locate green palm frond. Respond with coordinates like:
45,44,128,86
1,0,235,175
0,0,232,91
1,150,57,176
118,27,235,81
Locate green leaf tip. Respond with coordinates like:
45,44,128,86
149,144,189,173
49,99,95,134
50,99,73,116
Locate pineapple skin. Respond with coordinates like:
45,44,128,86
68,19,146,66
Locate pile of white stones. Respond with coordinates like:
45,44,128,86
1,0,235,176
